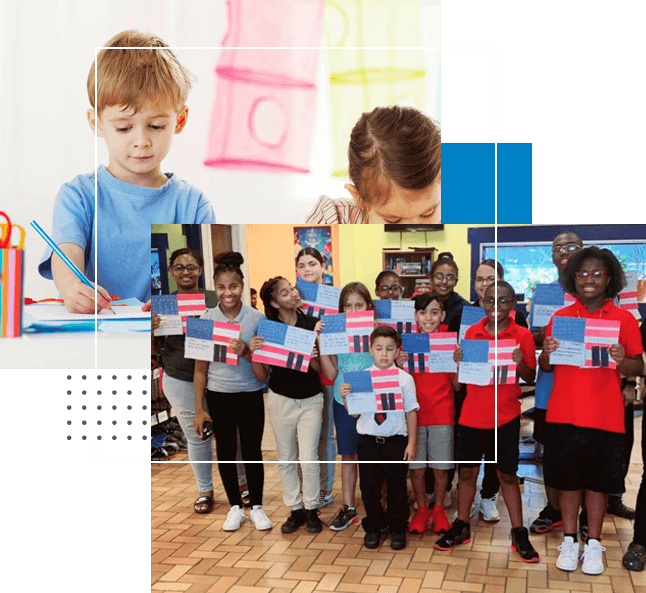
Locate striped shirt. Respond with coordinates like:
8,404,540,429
305,195,368,224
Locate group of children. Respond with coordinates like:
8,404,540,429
238,244,643,579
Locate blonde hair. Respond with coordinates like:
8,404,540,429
87,30,195,115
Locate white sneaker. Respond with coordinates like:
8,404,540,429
443,490,453,508
250,505,273,530
581,539,606,575
480,495,501,522
556,536,580,571
223,505,247,531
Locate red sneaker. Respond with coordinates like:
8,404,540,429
432,505,451,533
409,506,431,534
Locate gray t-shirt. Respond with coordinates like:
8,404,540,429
201,303,266,393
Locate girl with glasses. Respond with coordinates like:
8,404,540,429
540,246,643,575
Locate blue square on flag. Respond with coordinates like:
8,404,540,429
402,333,430,352
535,284,566,305
151,294,179,315
258,319,288,344
553,317,586,343
321,313,347,334
296,278,318,301
186,317,213,341
374,300,391,319
343,370,374,393
461,340,490,363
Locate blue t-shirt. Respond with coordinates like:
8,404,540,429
38,165,216,302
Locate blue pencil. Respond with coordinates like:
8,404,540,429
30,220,115,315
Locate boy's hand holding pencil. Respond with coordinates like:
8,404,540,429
60,277,113,314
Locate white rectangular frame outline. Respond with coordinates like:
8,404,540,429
93,46,498,465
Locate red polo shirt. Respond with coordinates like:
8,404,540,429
412,371,455,426
545,299,643,433
459,317,536,429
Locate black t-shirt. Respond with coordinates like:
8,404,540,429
161,290,218,382
443,291,469,329
267,310,322,399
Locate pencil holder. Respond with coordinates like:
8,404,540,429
0,212,25,338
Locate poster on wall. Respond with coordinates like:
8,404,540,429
151,250,162,296
294,226,334,285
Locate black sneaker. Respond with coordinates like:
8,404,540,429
281,508,306,533
364,529,381,549
511,527,540,563
305,508,323,534
390,530,406,550
329,505,359,531
435,519,471,550
607,496,636,520
530,504,564,534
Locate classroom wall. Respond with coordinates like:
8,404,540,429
339,225,475,299
246,225,341,313
154,223,502,304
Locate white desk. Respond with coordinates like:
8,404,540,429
0,330,151,369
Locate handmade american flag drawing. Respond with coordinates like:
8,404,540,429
618,271,640,320
184,317,240,365
551,316,620,369
319,310,374,355
458,339,517,386
459,305,487,342
375,299,417,334
530,284,567,329
252,318,316,373
401,332,458,373
296,278,341,317
343,368,403,415
151,293,205,336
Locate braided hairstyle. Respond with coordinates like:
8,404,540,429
259,276,287,321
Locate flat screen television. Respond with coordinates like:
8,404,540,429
384,224,444,233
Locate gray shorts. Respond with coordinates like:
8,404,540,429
409,424,454,470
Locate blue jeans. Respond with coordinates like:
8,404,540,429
319,384,337,492
162,373,213,492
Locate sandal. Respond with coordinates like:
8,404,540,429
194,495,214,514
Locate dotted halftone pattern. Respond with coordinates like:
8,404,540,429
64,371,151,462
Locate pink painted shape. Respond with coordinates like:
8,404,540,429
205,0,324,174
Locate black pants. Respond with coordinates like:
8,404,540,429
206,389,265,507
632,409,646,544
358,434,409,532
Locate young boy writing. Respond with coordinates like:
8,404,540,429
340,326,418,550
38,30,216,313
436,282,539,562
407,292,459,535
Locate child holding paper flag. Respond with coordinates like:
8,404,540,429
404,292,459,535
539,247,643,575
437,282,539,563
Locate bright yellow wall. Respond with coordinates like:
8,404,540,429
339,225,476,299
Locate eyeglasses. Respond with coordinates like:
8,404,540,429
552,243,582,254
574,270,607,280
475,275,496,284
378,285,402,293
432,273,457,283
482,297,515,306
171,264,201,273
